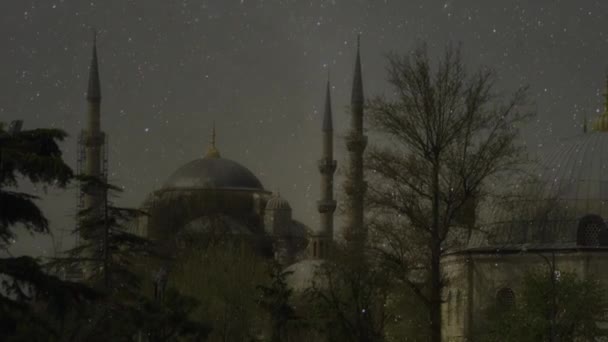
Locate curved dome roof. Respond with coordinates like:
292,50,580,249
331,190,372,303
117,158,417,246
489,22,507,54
266,194,291,210
163,157,264,191
539,132,608,216
469,131,608,249
465,80,608,250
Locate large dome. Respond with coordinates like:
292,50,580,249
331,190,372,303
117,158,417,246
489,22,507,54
539,132,608,217
163,157,264,191
468,131,608,249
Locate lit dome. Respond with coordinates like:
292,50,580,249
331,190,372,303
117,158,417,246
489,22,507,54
163,157,264,191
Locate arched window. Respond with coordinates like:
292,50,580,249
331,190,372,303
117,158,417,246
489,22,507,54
577,214,606,246
496,287,516,309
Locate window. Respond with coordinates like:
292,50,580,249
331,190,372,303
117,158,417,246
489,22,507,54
496,287,515,309
577,214,606,246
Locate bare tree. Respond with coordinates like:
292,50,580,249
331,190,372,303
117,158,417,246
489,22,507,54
365,43,531,342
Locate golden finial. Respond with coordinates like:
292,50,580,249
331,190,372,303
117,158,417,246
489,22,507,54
205,121,220,158
591,73,608,132
604,71,608,114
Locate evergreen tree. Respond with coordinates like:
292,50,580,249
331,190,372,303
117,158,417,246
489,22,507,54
257,263,298,342
48,175,157,339
0,120,99,340
62,175,153,294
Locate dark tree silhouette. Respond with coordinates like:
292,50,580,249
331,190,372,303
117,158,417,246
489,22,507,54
365,44,531,341
257,263,298,342
0,120,99,340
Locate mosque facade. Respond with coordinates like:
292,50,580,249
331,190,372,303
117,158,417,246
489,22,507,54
77,31,608,341
78,35,367,291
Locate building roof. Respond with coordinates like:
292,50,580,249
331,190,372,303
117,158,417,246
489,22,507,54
163,156,264,191
266,193,291,210
468,131,608,249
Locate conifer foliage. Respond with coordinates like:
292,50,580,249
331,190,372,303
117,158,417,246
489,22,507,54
0,121,98,339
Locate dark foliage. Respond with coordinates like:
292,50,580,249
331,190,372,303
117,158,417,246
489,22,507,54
0,121,102,341
0,122,72,246
306,245,390,342
257,263,298,342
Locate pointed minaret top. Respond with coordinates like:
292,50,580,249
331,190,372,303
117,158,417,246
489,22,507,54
87,29,101,102
323,76,333,132
351,34,364,110
205,121,221,158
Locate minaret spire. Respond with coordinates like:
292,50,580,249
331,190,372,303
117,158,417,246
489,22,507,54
87,29,101,102
78,30,108,246
323,76,333,132
351,34,364,132
343,34,367,244
314,73,337,259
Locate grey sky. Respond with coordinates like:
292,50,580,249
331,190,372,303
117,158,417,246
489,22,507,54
1,0,607,256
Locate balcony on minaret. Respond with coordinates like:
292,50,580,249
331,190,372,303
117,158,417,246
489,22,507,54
83,131,105,147
317,159,337,174
317,199,337,214
345,132,368,153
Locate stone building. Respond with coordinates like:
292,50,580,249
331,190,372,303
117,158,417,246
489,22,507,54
441,78,608,341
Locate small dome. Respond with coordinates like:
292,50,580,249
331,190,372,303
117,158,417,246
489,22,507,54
163,157,264,191
266,193,291,210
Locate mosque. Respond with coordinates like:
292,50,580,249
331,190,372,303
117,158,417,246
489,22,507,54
80,32,608,341
441,80,608,341
77,35,367,291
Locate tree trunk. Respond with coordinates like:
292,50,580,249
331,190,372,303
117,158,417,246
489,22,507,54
430,160,442,342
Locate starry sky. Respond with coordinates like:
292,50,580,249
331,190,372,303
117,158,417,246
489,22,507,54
2,0,608,256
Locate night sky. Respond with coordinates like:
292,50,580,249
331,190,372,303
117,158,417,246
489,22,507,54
2,0,608,256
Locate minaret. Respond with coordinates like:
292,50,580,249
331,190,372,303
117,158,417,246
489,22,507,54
82,31,106,213
343,35,367,244
312,77,337,258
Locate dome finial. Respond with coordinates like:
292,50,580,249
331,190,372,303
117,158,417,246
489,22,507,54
205,120,221,158
604,71,608,114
